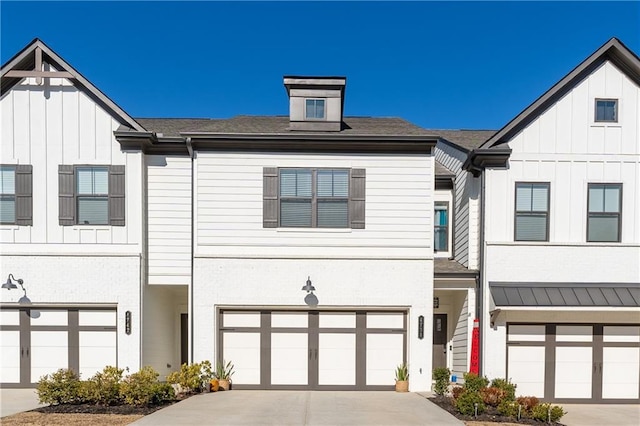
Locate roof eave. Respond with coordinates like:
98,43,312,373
462,147,512,177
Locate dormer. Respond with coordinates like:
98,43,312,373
283,76,346,131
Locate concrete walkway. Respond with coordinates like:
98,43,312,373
0,388,44,418
131,391,463,425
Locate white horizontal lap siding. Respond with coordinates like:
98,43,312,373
0,76,142,248
434,144,481,269
485,60,640,245
147,156,192,285
195,152,433,258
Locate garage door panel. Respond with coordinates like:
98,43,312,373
318,333,355,386
508,346,545,397
30,310,68,326
79,331,117,379
1,310,20,326
223,332,260,385
602,347,640,399
31,331,68,382
555,347,592,399
271,333,308,385
366,334,403,386
0,331,20,383
79,311,116,327
367,313,403,329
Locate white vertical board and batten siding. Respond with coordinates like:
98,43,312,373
195,152,434,259
434,143,481,269
146,155,192,285
0,76,142,249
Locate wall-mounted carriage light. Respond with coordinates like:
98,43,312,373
2,274,24,291
301,276,316,293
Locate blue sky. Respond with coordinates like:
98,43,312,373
2,1,639,130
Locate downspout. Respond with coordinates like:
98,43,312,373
186,137,194,364
477,170,486,376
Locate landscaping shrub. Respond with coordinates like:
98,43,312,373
120,366,174,406
432,367,450,396
479,386,507,406
455,390,486,416
497,399,520,418
451,385,465,401
167,362,206,394
490,378,516,401
462,372,489,392
516,395,540,414
36,368,82,405
81,366,124,405
531,403,565,422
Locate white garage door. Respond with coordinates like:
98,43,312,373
0,307,117,387
507,324,640,403
219,309,406,390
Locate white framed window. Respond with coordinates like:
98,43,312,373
587,183,621,242
434,202,449,252
595,99,618,122
515,182,550,241
76,166,109,225
305,99,326,120
0,166,16,224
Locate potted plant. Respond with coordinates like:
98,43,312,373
395,363,409,392
215,360,235,391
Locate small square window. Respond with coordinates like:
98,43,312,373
305,99,326,120
595,99,617,122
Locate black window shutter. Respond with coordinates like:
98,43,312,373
58,165,75,225
109,165,125,226
263,167,278,228
15,165,33,226
350,168,366,229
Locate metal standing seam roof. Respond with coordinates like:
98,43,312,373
490,283,640,307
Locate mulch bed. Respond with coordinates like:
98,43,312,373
429,396,565,426
32,402,175,416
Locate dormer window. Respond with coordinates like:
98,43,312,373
305,99,326,120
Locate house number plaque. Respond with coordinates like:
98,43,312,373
418,315,424,339
125,311,132,335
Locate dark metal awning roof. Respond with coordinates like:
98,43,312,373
490,282,640,307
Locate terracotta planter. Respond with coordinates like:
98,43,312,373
210,379,220,392
219,379,231,391
395,380,409,392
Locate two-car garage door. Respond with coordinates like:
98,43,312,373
218,309,407,390
507,324,640,403
0,308,117,387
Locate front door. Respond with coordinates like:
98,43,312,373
432,314,447,369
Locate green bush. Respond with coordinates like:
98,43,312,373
497,400,520,418
81,366,124,405
531,403,565,422
490,378,516,401
455,390,486,416
120,366,174,406
432,367,450,396
167,363,205,393
462,372,489,393
36,369,82,405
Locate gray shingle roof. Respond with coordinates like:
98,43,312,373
135,116,437,138
434,258,477,276
435,160,455,177
429,129,497,152
490,283,640,307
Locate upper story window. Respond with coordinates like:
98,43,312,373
587,183,621,242
0,166,16,224
595,99,618,122
305,99,326,120
263,167,365,229
0,164,33,226
515,182,549,241
434,202,449,252
58,165,125,226
77,167,109,225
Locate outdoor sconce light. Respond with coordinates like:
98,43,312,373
2,274,24,291
302,276,318,307
301,276,316,293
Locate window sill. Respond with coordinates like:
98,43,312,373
0,224,20,230
276,227,352,233
590,123,621,128
70,225,113,230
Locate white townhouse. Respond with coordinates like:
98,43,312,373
463,38,640,403
1,40,446,391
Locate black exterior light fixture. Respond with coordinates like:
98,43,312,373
2,274,24,291
302,276,318,307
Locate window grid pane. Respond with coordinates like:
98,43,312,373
0,196,15,223
515,214,547,241
515,183,549,241
588,216,619,242
317,200,348,228
77,197,109,225
595,99,617,122
434,203,449,251
0,167,16,195
280,200,312,227
77,167,108,195
587,183,621,242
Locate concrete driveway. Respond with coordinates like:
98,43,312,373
0,388,44,418
131,391,463,425
562,404,640,426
